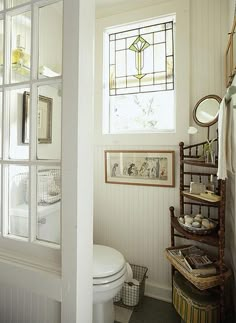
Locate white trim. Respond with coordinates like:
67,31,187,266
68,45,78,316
145,280,172,303
61,0,94,322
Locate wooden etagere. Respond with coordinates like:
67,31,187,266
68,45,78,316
168,140,231,322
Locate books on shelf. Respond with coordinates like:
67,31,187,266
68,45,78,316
167,245,217,277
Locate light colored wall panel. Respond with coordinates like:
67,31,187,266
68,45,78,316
0,284,60,323
94,0,228,301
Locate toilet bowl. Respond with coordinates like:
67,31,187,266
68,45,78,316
93,244,127,323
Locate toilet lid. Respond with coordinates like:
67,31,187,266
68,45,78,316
93,245,125,279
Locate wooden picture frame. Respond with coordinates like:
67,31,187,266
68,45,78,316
22,91,53,144
105,150,175,187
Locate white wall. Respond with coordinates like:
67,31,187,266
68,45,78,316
94,0,228,302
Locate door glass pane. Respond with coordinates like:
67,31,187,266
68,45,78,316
0,19,4,84
37,84,61,160
7,0,29,9
0,1,4,11
8,87,30,160
38,1,62,78
11,11,31,83
8,165,29,238
37,166,61,244
0,91,2,158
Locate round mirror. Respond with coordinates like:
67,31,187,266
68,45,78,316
193,95,221,127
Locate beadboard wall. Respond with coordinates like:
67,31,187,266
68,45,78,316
0,283,60,323
94,0,228,302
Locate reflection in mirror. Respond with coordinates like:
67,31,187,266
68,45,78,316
193,95,221,127
37,84,61,160
38,1,63,78
37,166,61,244
8,165,29,238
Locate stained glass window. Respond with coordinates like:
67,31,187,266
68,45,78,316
109,21,174,96
104,16,176,134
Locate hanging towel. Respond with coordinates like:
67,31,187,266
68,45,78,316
217,97,233,180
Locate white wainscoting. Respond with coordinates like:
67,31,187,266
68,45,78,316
0,284,60,323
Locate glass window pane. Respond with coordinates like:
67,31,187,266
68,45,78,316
0,20,3,84
11,11,31,83
8,87,30,160
38,1,63,78
0,1,4,11
37,84,61,160
37,166,60,244
0,91,2,158
8,165,29,238
7,0,29,8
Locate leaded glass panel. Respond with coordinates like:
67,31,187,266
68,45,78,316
109,20,174,96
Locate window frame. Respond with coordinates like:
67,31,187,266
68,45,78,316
95,0,190,146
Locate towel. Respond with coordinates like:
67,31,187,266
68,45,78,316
217,97,233,179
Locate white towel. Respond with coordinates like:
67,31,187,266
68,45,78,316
217,97,233,179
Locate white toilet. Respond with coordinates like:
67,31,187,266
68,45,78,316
93,244,127,323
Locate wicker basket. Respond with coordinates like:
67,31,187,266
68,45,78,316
114,264,148,309
177,216,217,235
173,272,220,323
165,247,231,290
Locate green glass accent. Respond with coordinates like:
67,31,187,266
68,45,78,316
129,36,150,79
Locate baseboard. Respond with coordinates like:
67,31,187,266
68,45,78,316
144,280,172,303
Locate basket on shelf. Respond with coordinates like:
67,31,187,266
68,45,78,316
177,216,217,236
165,247,231,291
114,264,148,309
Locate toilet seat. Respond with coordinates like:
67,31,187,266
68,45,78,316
93,245,126,285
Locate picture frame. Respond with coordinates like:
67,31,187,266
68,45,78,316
105,150,175,187
22,91,53,144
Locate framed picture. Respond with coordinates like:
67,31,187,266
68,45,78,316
22,91,53,144
105,150,175,187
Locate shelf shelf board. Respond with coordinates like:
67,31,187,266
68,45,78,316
182,191,221,205
171,217,219,247
181,159,218,168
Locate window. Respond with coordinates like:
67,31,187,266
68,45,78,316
0,0,63,248
104,15,175,134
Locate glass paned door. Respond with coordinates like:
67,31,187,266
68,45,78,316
0,0,62,248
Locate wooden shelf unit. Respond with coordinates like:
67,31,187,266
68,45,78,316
168,140,230,322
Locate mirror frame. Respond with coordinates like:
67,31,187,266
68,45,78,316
193,94,221,127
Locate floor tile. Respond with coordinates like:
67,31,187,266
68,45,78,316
129,297,181,323
115,305,133,323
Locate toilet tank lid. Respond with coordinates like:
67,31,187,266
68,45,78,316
93,245,125,278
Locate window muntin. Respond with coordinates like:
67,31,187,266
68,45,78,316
104,16,175,134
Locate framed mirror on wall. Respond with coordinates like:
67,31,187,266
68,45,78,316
225,16,236,87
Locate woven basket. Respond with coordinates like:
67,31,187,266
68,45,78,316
165,247,231,290
177,216,217,236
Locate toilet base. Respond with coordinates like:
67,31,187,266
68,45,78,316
93,299,114,323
